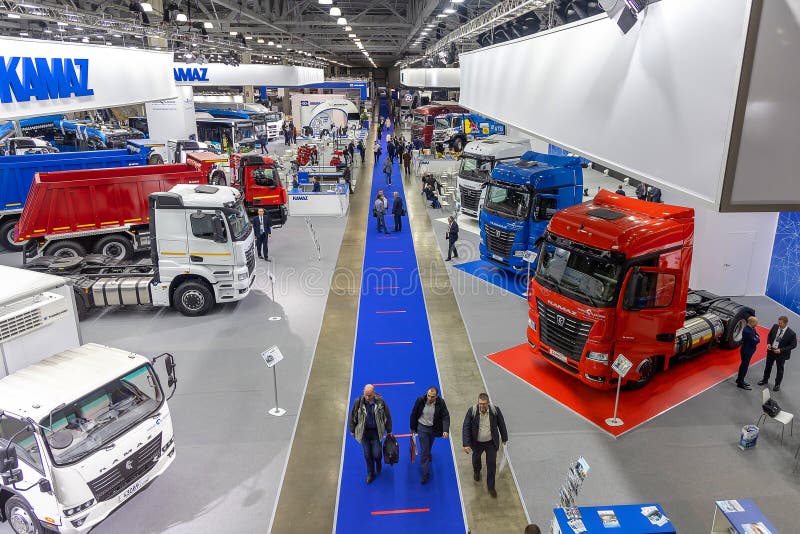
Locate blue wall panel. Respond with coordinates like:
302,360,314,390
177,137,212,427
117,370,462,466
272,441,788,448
766,212,800,315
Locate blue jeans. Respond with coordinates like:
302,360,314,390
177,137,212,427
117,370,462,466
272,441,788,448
377,214,388,233
417,424,435,478
362,428,382,476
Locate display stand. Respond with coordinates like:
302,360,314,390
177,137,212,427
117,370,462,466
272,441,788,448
605,354,632,427
552,504,675,534
261,345,286,417
711,499,778,534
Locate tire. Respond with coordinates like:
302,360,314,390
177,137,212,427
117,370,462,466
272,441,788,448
74,290,90,321
5,496,44,534
147,153,165,165
452,136,465,153
720,306,752,350
93,235,134,260
173,280,214,317
43,239,86,259
0,218,23,252
624,356,658,391
208,169,226,186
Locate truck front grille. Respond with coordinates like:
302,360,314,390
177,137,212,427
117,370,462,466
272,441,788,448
246,243,255,275
536,299,593,361
460,186,481,212
87,433,162,502
484,225,515,258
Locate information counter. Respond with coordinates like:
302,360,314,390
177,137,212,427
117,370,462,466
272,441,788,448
553,503,675,534
287,186,349,217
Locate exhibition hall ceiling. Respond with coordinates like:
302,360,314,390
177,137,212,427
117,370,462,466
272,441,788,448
0,1,605,68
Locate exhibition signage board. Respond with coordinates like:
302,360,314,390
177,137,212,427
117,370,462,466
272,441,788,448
459,0,759,211
172,63,323,87
260,345,284,368
400,68,460,88
0,37,176,121
299,81,370,100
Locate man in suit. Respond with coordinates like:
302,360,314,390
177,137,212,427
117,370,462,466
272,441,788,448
445,215,459,261
736,316,760,390
758,316,797,391
409,386,450,485
252,208,271,261
391,191,404,232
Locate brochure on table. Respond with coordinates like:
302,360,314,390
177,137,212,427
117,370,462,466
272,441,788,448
712,499,778,534
553,503,675,534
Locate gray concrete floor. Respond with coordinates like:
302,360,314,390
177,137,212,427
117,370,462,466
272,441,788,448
0,211,347,534
417,181,800,532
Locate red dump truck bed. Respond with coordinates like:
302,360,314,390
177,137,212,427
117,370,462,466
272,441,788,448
16,163,207,242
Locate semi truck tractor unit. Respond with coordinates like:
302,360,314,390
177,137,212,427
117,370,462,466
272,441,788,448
0,142,160,251
432,113,506,153
22,182,256,317
526,190,755,390
457,137,531,218
410,104,468,148
230,153,288,225
479,151,584,273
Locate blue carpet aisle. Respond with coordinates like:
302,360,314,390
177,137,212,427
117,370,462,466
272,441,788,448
334,100,467,532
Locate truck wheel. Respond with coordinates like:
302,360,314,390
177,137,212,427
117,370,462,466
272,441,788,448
453,137,465,153
624,357,658,391
208,169,226,186
0,218,23,252
5,496,44,534
147,153,165,165
93,235,134,260
720,307,752,350
43,240,86,258
174,281,214,317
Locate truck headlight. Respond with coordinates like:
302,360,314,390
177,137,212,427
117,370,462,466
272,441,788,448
64,499,95,517
528,317,536,332
238,272,248,281
514,250,525,257
586,352,608,364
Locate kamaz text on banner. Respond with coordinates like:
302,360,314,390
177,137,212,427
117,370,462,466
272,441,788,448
0,56,94,104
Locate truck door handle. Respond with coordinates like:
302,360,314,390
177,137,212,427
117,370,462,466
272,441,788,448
190,255,203,262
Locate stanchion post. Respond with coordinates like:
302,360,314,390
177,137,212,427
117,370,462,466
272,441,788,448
261,345,286,417
605,354,632,427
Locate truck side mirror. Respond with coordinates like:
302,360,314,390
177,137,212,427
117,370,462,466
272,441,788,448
211,215,227,243
38,478,52,493
623,269,644,310
1,445,23,485
165,353,177,389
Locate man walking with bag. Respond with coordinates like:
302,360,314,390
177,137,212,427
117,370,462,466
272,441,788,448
462,393,508,498
349,384,393,484
410,386,450,484
758,315,797,392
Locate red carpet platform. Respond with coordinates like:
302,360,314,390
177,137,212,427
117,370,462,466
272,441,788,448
486,326,770,437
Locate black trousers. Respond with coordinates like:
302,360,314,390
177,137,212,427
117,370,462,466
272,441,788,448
762,351,787,385
472,440,497,490
446,238,458,260
394,212,402,231
256,233,269,259
737,350,753,384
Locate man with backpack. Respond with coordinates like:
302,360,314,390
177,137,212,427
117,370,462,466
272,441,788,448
410,386,450,484
462,393,508,498
349,384,393,484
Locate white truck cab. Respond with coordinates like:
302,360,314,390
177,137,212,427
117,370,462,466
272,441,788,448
457,136,531,218
0,268,177,534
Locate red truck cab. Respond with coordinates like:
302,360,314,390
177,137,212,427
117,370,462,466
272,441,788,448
526,190,752,390
230,153,288,226
411,103,468,148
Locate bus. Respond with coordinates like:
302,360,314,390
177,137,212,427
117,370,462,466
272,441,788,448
196,118,257,153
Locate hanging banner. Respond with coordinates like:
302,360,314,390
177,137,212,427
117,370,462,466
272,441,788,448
172,63,323,87
0,37,176,121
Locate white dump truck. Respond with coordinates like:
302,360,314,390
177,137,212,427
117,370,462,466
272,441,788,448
0,267,177,534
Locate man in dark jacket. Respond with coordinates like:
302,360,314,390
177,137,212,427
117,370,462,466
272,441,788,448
462,393,508,498
251,208,271,261
349,384,393,484
391,191,404,232
387,139,396,164
736,316,760,390
410,387,450,484
445,215,459,261
758,315,797,392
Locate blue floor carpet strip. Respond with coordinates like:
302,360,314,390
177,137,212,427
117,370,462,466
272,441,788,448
334,105,466,532
453,259,530,299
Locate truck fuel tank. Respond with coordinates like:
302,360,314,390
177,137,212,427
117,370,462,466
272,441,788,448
90,277,153,306
674,313,725,356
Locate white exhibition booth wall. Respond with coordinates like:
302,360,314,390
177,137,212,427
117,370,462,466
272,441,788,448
400,68,460,88
0,37,176,121
458,0,785,297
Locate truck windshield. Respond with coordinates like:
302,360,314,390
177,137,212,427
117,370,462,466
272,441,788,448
40,364,163,466
412,115,429,128
535,242,622,307
264,113,282,123
460,156,491,182
434,117,449,130
484,183,530,219
235,123,254,141
225,202,251,241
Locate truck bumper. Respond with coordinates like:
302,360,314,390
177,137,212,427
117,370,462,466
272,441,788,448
528,327,616,389
58,443,175,533
479,244,527,273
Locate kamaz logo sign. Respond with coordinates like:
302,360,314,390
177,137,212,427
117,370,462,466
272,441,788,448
173,67,209,82
292,195,309,200
0,56,94,103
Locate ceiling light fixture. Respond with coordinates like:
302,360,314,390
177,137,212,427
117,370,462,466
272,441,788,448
204,22,213,28
337,17,347,25
344,25,352,31
437,13,447,18
257,38,264,43
348,33,356,38
175,13,187,22
268,41,275,46
276,44,282,48
444,8,455,13
7,13,20,18
230,31,237,35
319,0,332,4
140,2,153,12
329,7,341,17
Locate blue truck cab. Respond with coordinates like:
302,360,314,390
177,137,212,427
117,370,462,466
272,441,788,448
479,151,584,272
432,112,506,153
0,141,154,250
